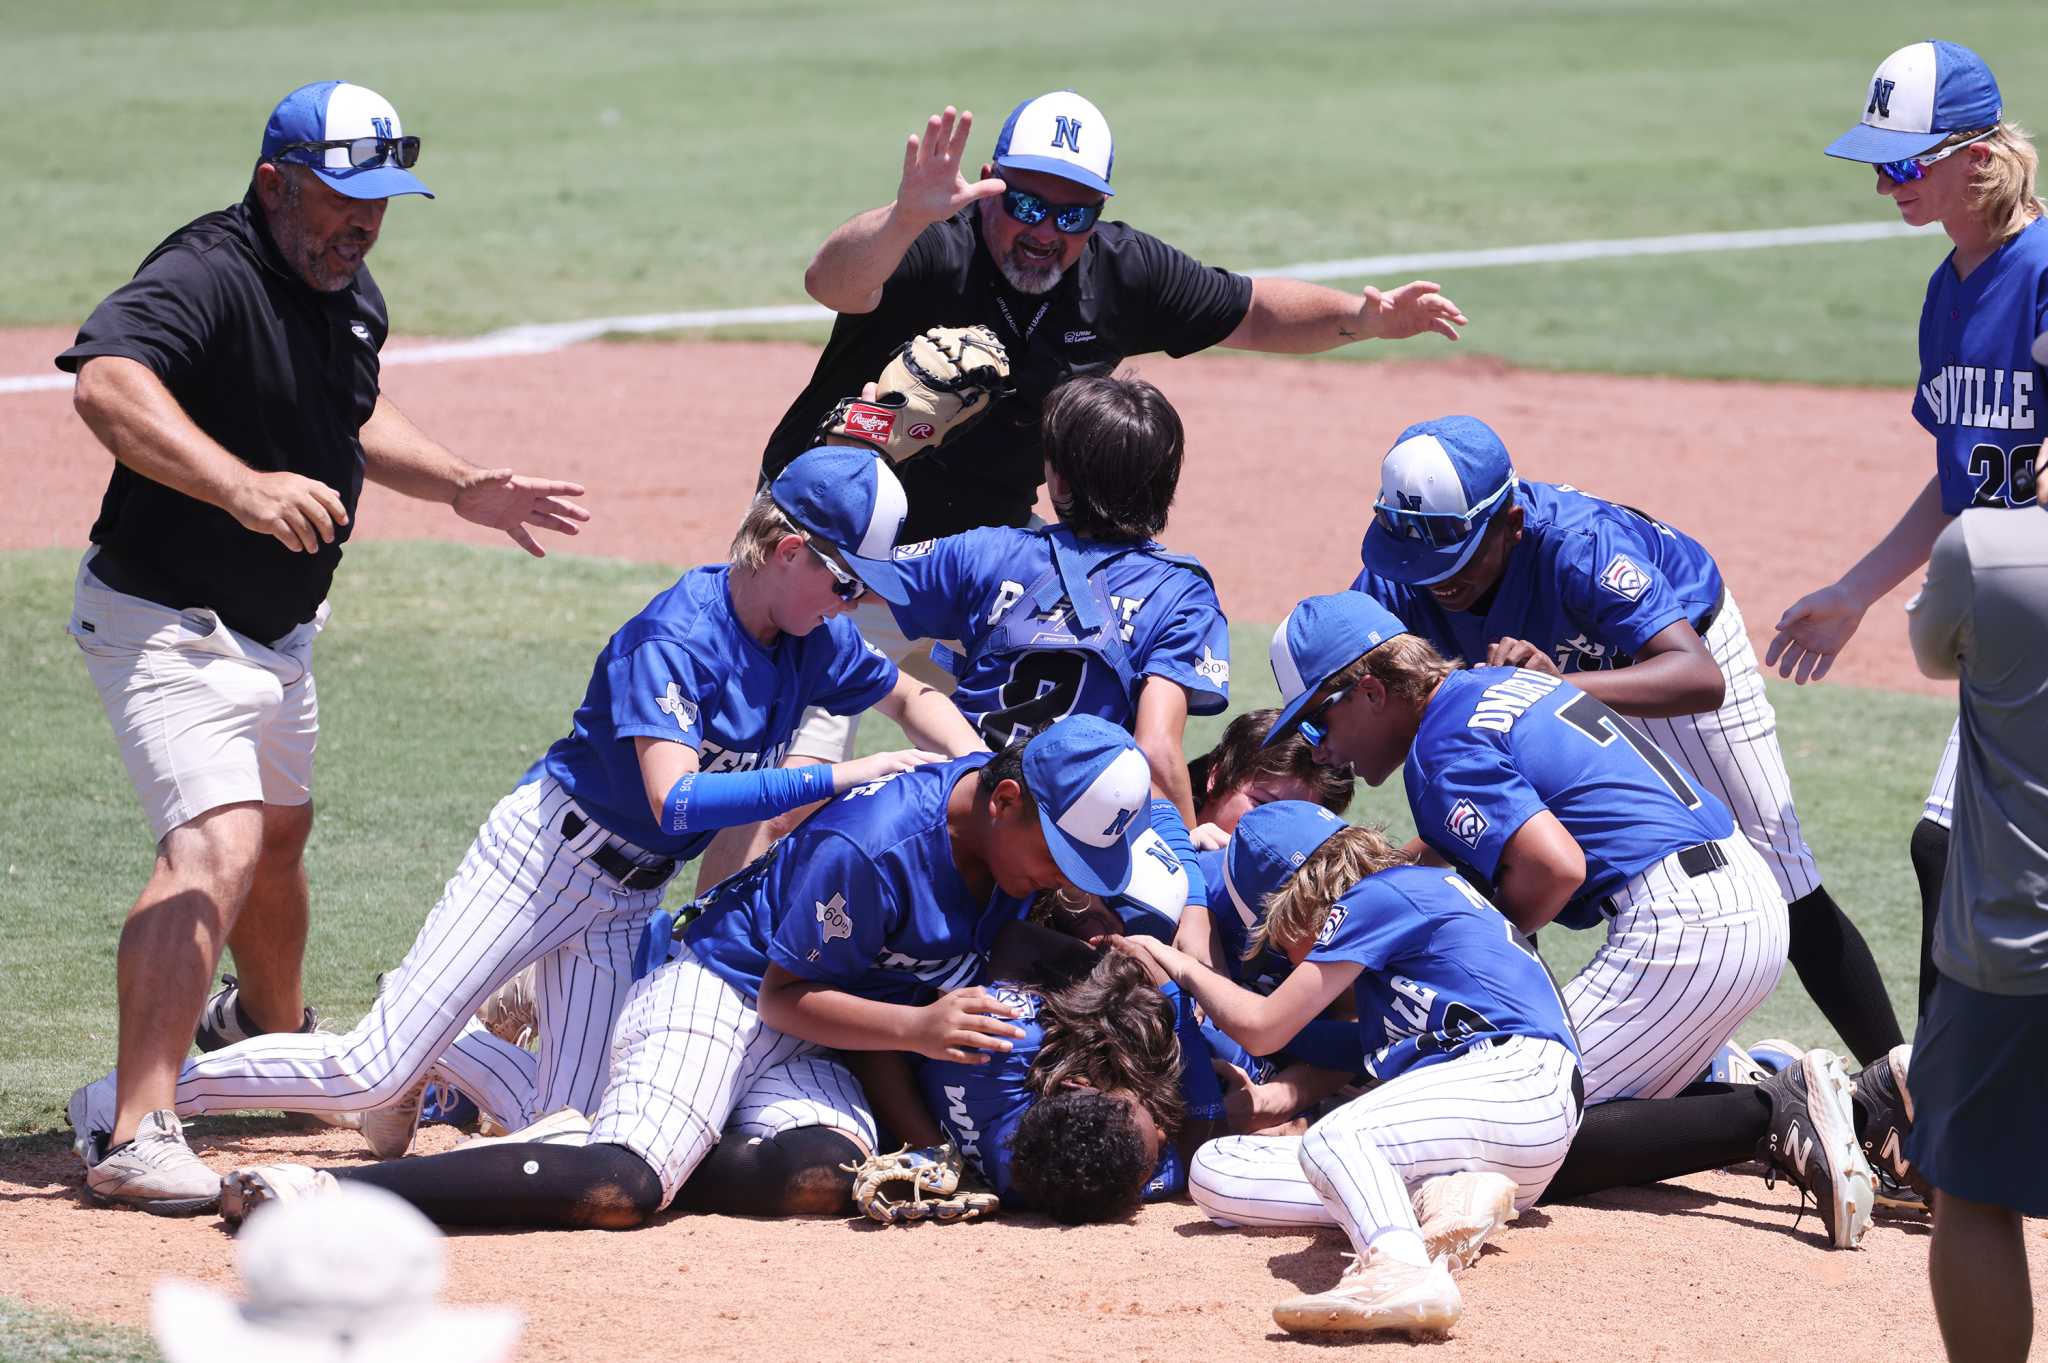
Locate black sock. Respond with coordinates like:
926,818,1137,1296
1539,1085,1771,1203
1909,818,1950,1024
337,1141,661,1229
1784,885,1903,1065
671,1127,864,1217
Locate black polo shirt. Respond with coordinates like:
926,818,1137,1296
57,185,388,644
760,210,1252,542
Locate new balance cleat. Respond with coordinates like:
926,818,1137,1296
1757,1049,1876,1249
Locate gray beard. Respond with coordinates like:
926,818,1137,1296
995,252,1065,295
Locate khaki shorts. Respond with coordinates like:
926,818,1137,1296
69,553,326,841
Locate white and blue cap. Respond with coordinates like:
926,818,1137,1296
261,81,433,200
1114,828,1191,929
992,91,1115,196
1824,41,2001,163
1359,415,1518,586
1221,801,1347,935
1267,592,1410,744
1022,715,1153,899
769,447,912,603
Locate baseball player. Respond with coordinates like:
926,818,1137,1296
1768,40,2046,1019
218,716,1168,1230
69,448,984,1207
1106,800,1584,1337
1351,415,1903,1067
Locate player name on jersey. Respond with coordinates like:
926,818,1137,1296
1467,669,1564,733
1920,365,2037,430
987,578,1145,643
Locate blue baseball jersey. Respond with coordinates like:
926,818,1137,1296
1405,668,1734,930
683,753,1027,1002
1305,866,1579,1082
532,565,895,859
886,526,1230,746
1352,481,1723,674
1913,216,2048,515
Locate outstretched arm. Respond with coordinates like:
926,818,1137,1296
1220,277,1466,354
1766,474,1948,684
359,395,590,558
805,107,1008,315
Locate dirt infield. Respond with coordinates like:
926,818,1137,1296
3,330,2017,1361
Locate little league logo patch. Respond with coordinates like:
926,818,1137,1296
1446,798,1487,849
816,892,852,945
1316,905,1348,948
656,681,697,732
894,539,937,560
841,403,895,441
1598,553,1651,602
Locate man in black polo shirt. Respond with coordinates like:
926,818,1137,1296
58,80,589,1213
754,90,1466,782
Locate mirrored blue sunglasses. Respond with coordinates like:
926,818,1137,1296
1295,685,1353,748
1876,127,1996,185
278,135,422,170
1002,188,1102,235
808,542,867,603
1372,478,1516,548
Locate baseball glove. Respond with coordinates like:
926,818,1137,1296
818,325,1012,464
842,1141,1000,1225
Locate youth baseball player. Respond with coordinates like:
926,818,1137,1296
1351,415,1902,1066
69,449,984,1209
1107,800,1584,1337
1768,40,2046,1018
217,716,1168,1229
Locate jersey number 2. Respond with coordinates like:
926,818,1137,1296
1556,692,1701,809
980,651,1087,748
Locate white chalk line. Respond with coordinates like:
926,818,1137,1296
0,220,1934,396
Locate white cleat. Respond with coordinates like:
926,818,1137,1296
67,1075,117,1167
1272,1252,1463,1336
456,1107,590,1150
80,1109,223,1216
360,1076,431,1160
1413,1171,1520,1271
220,1163,339,1226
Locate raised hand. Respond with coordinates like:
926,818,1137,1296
1766,585,1868,684
1358,280,1466,342
895,107,1007,229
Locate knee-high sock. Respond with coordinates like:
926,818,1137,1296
1786,885,1903,1065
1909,818,1950,1025
338,1140,661,1229
1539,1085,1769,1204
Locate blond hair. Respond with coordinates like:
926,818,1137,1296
1318,632,1461,708
1969,122,2047,240
728,491,803,569
1246,824,1412,960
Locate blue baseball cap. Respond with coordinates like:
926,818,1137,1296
1221,801,1347,933
769,447,911,604
993,91,1115,196
1115,828,1191,927
261,81,433,200
1359,416,1518,587
1267,592,1410,744
1021,715,1153,899
1824,41,2001,163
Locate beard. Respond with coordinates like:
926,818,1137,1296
994,247,1066,296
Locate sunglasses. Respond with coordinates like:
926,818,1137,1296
1372,478,1516,548
1295,685,1353,748
1876,127,1995,185
1001,188,1102,236
278,135,423,171
808,542,868,603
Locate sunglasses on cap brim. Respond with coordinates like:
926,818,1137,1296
1371,478,1516,549
1875,127,1996,185
277,135,422,171
807,542,868,603
1001,188,1102,235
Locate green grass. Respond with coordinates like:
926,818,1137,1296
1,540,1948,1139
0,1301,158,1363
6,1,2044,382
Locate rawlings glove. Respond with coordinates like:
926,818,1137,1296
842,1141,1000,1225
818,325,1012,464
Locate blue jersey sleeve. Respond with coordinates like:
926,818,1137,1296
763,828,899,986
1134,576,1231,716
886,532,985,645
603,639,722,752
1405,730,1547,884
1306,877,1429,973
1554,523,1690,655
807,617,899,717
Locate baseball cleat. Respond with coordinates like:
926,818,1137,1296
1756,1049,1876,1250
193,974,321,1053
1272,1252,1462,1336
1701,1041,1767,1087
82,1110,222,1216
360,1075,431,1160
1747,1038,1803,1076
1851,1043,1930,1205
220,1163,339,1226
456,1106,591,1150
1412,1171,1519,1272
475,965,539,1048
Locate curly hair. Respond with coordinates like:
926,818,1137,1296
1007,1089,1151,1224
1029,950,1184,1137
1245,823,1413,961
1189,707,1354,817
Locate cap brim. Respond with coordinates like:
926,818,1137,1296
1359,520,1487,587
152,1280,523,1363
1037,804,1132,899
1265,684,1327,749
841,550,910,605
993,154,1114,196
315,165,435,200
1823,124,1947,163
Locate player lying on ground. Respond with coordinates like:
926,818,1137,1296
215,717,1174,1229
1265,591,1880,1248
1352,414,1904,1071
1105,801,1584,1338
67,449,985,1213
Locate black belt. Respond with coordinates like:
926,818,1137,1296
1600,840,1729,917
559,809,676,891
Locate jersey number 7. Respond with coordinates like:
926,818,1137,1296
1556,692,1701,809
